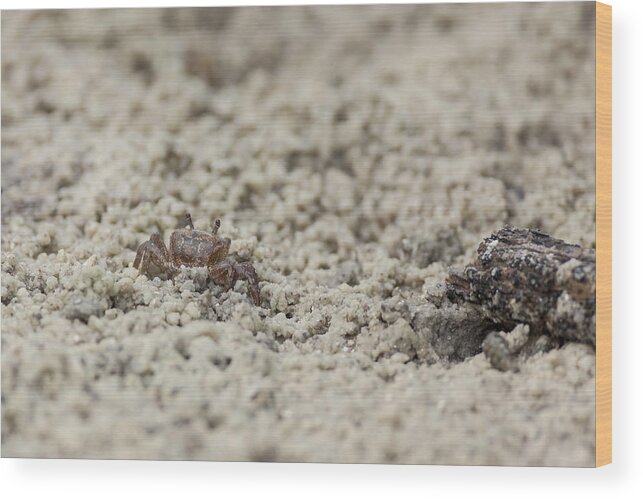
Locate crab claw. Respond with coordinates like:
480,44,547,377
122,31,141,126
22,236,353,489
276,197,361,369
209,257,260,306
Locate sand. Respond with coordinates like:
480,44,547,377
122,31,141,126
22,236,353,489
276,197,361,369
1,3,596,465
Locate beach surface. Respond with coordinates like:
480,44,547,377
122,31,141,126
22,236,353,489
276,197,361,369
1,3,596,465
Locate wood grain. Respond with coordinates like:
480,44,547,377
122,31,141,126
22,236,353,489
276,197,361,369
595,1,612,468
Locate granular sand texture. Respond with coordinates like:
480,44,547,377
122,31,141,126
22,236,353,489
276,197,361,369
1,3,596,465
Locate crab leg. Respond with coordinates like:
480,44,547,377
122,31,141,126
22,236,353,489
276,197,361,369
133,233,177,276
209,257,260,306
235,261,260,306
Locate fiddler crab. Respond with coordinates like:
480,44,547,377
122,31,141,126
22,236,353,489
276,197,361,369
133,213,260,306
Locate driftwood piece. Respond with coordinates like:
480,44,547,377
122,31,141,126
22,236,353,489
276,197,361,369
445,226,596,346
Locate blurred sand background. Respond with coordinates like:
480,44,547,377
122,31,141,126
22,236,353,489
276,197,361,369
1,3,596,465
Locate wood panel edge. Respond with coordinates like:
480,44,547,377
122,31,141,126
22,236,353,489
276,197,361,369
595,0,612,468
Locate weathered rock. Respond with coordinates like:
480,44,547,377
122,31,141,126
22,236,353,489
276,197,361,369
446,226,595,345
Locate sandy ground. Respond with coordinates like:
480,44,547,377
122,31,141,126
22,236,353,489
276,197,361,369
1,3,596,465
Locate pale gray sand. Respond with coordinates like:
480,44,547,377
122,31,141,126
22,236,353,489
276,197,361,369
1,3,596,465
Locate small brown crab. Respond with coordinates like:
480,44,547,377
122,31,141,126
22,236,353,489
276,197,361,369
133,213,260,305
